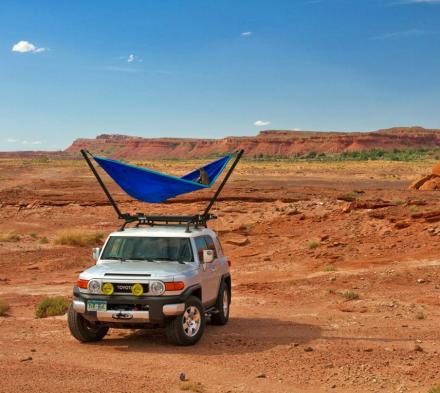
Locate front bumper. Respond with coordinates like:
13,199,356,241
72,286,191,324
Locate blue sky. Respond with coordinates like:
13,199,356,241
0,0,439,151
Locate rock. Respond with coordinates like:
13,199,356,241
420,177,440,191
20,357,32,362
256,374,266,378
179,372,187,381
304,346,314,352
395,221,410,229
414,344,424,352
225,235,249,246
417,279,426,284
432,162,440,176
409,174,435,190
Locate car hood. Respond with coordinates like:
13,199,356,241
81,260,197,279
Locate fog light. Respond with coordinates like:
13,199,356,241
102,282,114,295
88,280,101,294
131,283,144,296
150,281,165,296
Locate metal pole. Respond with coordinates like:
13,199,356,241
203,149,244,217
80,149,124,219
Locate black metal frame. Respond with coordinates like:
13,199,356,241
81,149,244,231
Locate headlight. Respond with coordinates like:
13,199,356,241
149,280,165,296
88,280,101,294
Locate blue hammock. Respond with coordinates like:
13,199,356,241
94,154,232,203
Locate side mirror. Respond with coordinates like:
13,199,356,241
202,249,214,263
92,247,101,261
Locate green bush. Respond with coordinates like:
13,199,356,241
35,296,70,318
39,236,49,244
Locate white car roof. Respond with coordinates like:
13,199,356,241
108,225,216,239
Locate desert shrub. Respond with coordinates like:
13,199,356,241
35,296,70,318
324,265,337,272
342,291,359,300
0,232,21,242
391,198,405,205
308,240,320,250
0,299,9,316
30,232,38,239
180,381,205,393
54,230,103,247
409,205,419,213
39,236,49,244
416,311,426,320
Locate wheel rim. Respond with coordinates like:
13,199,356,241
182,306,201,337
223,289,229,316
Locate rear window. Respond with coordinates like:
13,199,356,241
101,236,194,262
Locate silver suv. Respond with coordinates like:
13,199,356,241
68,225,231,346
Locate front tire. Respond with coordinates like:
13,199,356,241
165,296,206,346
211,282,230,325
68,304,109,342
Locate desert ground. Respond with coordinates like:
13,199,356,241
1,157,440,393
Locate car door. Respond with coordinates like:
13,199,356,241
194,236,219,305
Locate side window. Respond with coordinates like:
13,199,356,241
194,237,208,261
204,235,217,258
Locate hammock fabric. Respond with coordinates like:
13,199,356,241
94,154,232,203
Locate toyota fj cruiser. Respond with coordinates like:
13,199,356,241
68,224,231,346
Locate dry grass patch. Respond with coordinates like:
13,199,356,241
0,299,9,316
429,385,440,393
35,296,70,318
0,232,21,242
308,240,320,250
54,230,103,247
342,291,359,301
180,381,205,393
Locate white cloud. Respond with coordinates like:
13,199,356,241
12,40,46,53
22,140,42,145
293,128,302,131
254,120,271,127
126,53,142,63
6,138,18,143
241,31,252,37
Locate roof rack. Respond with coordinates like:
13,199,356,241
81,149,244,232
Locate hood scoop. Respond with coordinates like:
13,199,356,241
104,273,151,277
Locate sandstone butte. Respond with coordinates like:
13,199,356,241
64,126,440,160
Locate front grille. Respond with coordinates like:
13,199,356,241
112,283,149,294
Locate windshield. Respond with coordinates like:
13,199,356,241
101,236,194,262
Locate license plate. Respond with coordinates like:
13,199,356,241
87,300,107,312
